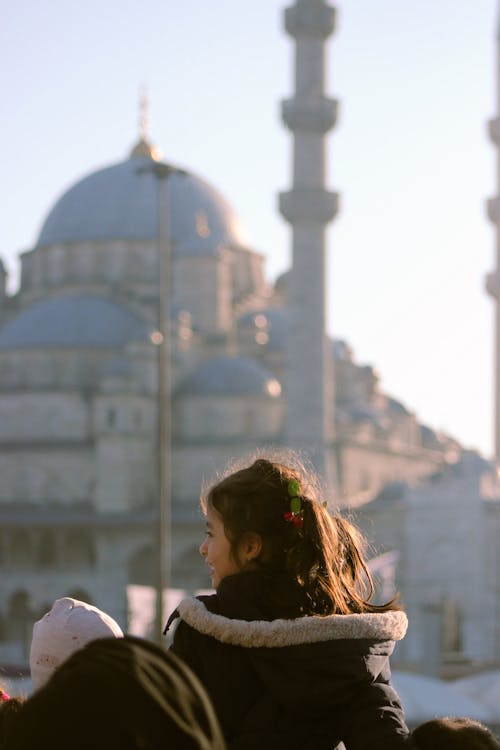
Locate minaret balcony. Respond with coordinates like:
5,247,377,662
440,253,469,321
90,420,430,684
488,118,500,145
285,2,335,39
487,196,500,223
279,188,339,223
282,98,338,133
485,270,500,299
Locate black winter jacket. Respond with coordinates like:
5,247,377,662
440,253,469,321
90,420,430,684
168,571,414,750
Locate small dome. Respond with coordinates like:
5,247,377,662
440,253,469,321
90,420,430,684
176,355,282,397
36,155,249,254
0,295,152,350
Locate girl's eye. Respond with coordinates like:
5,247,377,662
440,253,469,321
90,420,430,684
205,530,213,538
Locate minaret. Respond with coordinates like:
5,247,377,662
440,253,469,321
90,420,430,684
486,10,500,463
279,0,338,488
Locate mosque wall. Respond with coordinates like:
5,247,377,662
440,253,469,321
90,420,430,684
484,501,500,660
404,464,488,665
170,443,284,509
93,435,155,512
0,450,93,504
231,247,267,302
18,240,159,307
0,392,88,442
92,391,155,436
0,350,118,389
174,395,283,441
0,137,490,671
337,442,442,500
173,255,232,334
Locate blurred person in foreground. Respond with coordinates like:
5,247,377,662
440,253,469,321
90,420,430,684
0,690,24,748
413,717,500,750
9,636,226,750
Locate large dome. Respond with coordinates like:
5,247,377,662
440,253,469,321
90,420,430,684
36,154,250,254
0,295,152,349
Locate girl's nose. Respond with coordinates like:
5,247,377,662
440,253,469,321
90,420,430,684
199,539,208,557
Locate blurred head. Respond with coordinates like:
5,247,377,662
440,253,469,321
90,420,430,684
0,695,25,746
201,454,399,614
413,717,500,749
30,597,123,690
12,636,226,750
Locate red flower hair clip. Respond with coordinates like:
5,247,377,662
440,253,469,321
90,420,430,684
283,478,304,529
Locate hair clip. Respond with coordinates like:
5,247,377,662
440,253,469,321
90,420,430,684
283,478,304,528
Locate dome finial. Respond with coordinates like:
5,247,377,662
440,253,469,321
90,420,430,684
129,85,162,160
139,85,149,141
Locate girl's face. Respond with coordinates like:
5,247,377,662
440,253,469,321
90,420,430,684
199,505,241,588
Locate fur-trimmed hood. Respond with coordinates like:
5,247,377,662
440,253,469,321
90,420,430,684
175,595,408,648
169,572,412,749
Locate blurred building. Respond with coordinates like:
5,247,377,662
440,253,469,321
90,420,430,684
354,453,500,674
0,133,458,659
0,0,486,670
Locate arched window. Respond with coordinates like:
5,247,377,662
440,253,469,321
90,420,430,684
38,530,57,567
128,546,154,587
442,597,463,654
9,530,32,566
36,602,52,621
63,531,95,567
6,589,34,645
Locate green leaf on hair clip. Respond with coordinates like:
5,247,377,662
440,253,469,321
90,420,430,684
290,496,301,513
288,479,300,497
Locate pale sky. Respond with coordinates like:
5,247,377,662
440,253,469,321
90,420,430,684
1,0,498,457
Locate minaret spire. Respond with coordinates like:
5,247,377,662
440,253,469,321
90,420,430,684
139,85,149,142
130,85,161,160
279,0,338,489
486,4,500,462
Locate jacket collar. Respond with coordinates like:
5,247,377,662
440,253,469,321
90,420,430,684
176,596,408,648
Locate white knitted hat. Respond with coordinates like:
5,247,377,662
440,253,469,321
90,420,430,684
30,597,124,690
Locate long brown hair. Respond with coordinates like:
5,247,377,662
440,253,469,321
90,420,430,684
202,454,400,615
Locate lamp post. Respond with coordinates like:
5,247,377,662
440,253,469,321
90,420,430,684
138,160,183,644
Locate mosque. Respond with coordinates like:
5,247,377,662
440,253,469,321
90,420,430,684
0,0,498,678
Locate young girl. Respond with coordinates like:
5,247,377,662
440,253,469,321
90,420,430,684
166,455,414,750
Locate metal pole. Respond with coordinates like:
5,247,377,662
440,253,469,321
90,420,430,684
154,163,173,645
137,160,184,643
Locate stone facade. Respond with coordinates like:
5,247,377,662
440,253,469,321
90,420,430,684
0,139,458,659
0,0,463,661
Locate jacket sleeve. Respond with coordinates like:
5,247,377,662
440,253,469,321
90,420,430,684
340,680,416,750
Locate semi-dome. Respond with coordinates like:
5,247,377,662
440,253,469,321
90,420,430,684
176,355,282,397
0,295,152,349
36,154,250,254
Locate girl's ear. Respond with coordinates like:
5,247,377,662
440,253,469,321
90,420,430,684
240,532,263,564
